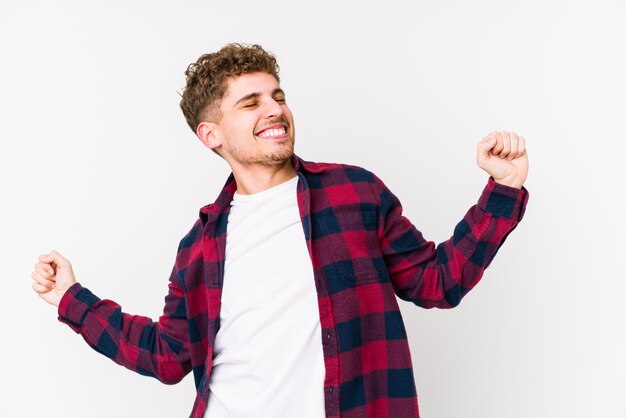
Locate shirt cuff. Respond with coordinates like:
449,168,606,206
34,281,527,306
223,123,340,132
477,176,529,221
57,282,101,331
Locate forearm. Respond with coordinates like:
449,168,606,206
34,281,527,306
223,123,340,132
379,176,529,308
57,279,191,384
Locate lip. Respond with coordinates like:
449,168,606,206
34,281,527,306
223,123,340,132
254,123,288,136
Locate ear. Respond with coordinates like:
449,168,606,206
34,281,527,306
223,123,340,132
196,121,222,150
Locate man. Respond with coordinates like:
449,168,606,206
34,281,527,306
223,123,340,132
31,43,529,418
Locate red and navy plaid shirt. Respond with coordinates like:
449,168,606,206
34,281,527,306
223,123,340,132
58,154,529,417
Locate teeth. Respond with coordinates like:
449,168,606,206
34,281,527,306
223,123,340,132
258,127,286,138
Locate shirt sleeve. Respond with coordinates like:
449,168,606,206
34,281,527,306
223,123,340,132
376,175,529,308
56,221,202,384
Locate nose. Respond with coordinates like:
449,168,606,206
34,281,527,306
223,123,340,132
263,97,284,119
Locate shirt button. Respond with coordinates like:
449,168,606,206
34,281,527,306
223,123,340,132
326,331,331,341
329,386,334,393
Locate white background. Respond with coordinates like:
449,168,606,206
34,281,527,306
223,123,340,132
1,0,624,417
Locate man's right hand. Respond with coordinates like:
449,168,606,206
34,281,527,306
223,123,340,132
31,250,77,307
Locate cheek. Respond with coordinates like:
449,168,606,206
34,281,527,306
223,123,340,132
223,119,256,140
285,109,295,125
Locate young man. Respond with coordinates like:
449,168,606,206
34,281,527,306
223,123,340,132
31,43,529,418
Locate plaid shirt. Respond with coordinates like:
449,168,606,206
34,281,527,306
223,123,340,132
58,154,529,417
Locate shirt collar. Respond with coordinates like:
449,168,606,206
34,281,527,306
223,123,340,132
198,154,323,224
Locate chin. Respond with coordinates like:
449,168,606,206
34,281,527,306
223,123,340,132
259,145,294,167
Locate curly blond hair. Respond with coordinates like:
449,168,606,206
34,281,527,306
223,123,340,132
179,43,280,133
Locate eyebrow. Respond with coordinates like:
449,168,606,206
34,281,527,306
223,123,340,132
233,88,285,107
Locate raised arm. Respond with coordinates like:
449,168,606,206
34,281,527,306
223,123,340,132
376,131,529,308
31,221,202,384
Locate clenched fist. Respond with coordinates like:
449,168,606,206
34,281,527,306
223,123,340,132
31,250,77,307
477,130,529,189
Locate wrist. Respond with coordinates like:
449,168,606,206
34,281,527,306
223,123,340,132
493,176,523,189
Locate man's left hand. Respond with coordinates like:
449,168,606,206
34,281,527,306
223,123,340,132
477,130,529,189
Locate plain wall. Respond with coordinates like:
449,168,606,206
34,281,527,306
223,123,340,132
1,0,624,417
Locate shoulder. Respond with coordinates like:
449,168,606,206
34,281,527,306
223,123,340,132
298,158,389,212
298,157,381,186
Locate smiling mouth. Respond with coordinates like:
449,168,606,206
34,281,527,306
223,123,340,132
255,124,289,140
257,127,286,138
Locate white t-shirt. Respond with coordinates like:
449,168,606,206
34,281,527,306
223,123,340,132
204,175,326,418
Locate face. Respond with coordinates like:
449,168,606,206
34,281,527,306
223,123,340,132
202,72,295,169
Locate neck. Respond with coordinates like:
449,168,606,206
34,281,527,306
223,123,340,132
230,158,297,195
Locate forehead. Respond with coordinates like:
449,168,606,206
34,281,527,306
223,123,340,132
223,72,280,102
